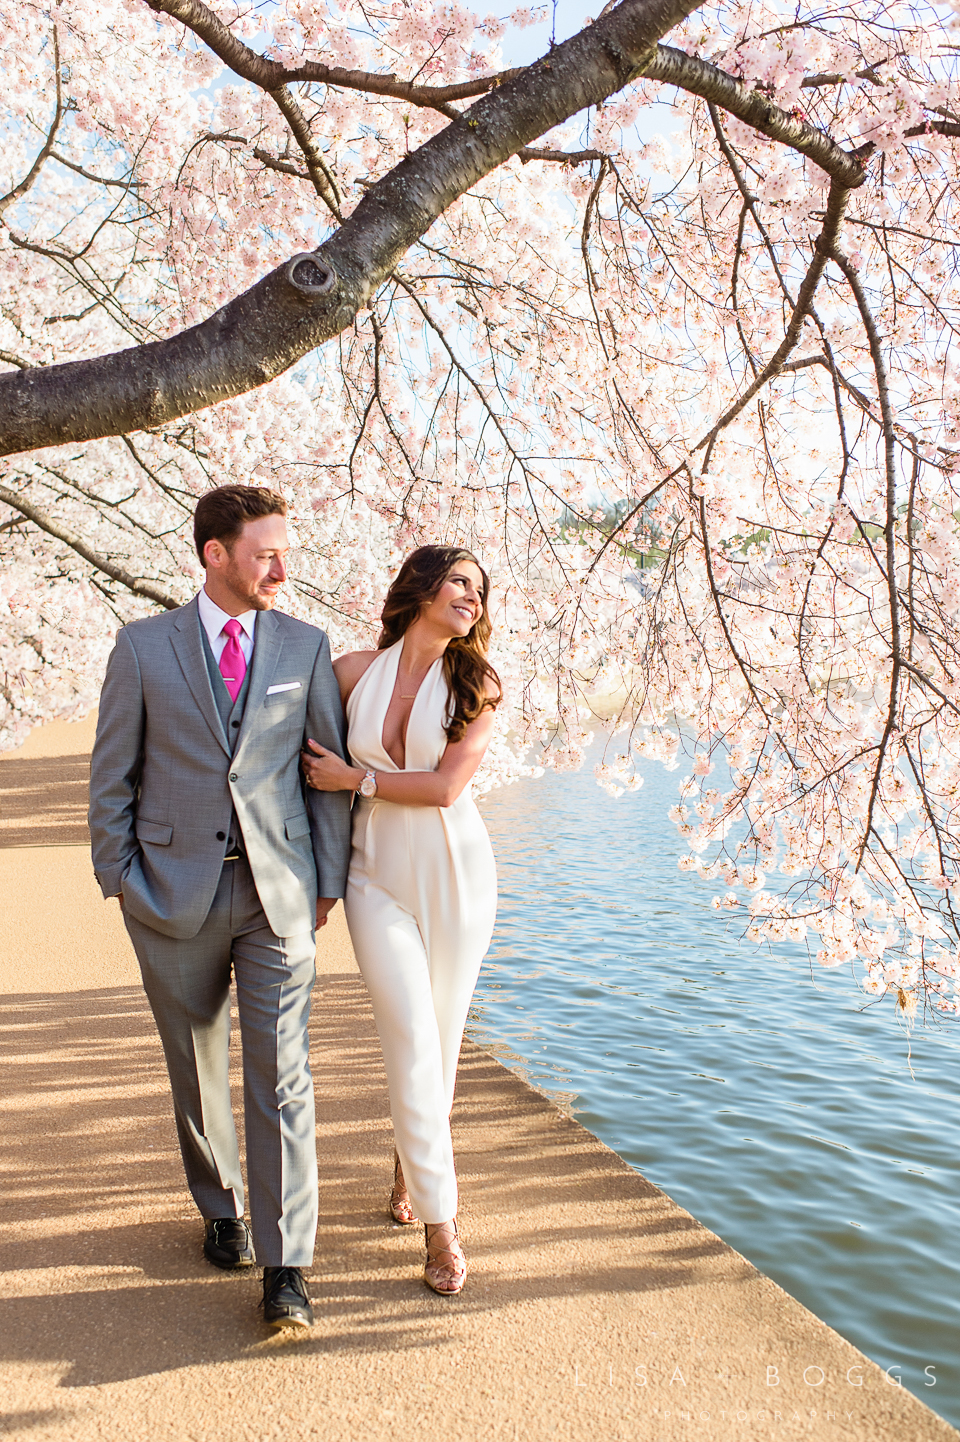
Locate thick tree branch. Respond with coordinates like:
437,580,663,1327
147,0,944,165
639,45,867,188
254,148,309,181
519,147,608,164
0,482,181,608
146,0,519,114
907,119,960,139
0,0,699,456
800,65,884,88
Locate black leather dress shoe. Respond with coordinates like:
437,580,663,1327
203,1218,255,1270
261,1266,314,1329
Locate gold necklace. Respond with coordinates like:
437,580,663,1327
398,671,426,700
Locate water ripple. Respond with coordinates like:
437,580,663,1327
472,744,960,1428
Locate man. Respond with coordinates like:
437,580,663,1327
89,485,351,1329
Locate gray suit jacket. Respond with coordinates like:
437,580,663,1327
89,597,352,940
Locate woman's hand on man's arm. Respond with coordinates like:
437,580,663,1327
301,743,364,793
302,707,495,808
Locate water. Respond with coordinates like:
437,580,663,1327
472,743,960,1428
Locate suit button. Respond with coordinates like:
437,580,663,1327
216,831,226,841
231,720,240,728
229,772,238,782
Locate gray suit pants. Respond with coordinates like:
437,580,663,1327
124,858,318,1267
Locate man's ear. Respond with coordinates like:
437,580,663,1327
204,538,226,570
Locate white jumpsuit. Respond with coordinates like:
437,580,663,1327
343,639,498,1224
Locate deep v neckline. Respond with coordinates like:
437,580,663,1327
380,639,439,771
346,637,451,779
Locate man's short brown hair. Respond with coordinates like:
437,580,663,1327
193,485,287,565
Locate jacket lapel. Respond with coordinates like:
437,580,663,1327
233,608,283,760
170,597,231,756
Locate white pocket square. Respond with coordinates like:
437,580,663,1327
266,681,302,695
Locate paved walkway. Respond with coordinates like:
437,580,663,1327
0,715,955,1442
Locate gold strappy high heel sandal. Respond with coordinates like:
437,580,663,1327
424,1219,466,1295
389,1151,419,1226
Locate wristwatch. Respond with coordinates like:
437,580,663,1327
358,769,378,798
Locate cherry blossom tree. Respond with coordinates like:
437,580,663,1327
2,0,960,1011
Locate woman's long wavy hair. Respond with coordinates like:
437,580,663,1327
378,545,502,743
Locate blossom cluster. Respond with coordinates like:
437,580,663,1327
2,0,960,1010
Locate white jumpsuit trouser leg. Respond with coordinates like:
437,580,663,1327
345,878,485,1225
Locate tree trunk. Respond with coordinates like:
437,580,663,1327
0,0,698,458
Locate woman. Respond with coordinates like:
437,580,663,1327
302,545,501,1295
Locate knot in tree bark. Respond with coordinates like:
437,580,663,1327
286,253,336,298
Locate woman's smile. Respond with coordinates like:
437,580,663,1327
423,562,484,636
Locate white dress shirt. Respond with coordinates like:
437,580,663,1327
197,588,256,667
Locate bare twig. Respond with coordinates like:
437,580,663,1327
268,85,342,219
49,149,142,190
0,29,64,216
0,349,33,370
830,246,902,872
0,481,180,609
694,178,851,456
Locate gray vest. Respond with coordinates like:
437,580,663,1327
200,622,251,856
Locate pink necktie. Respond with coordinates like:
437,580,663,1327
219,619,246,703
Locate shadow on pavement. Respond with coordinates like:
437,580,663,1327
0,752,90,847
0,977,736,1388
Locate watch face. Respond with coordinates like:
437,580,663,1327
360,774,376,797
